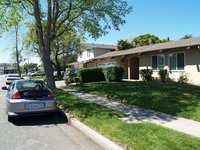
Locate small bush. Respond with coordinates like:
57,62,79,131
158,69,169,82
140,68,153,81
177,74,189,83
102,66,124,82
55,75,63,81
42,76,47,82
78,67,105,83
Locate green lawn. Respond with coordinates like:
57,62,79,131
54,89,200,150
24,75,44,80
70,81,200,121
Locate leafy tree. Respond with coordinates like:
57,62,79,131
180,34,193,40
25,23,81,77
51,31,81,77
8,24,25,77
117,39,133,50
0,0,132,89
161,37,171,43
131,34,162,47
24,63,38,71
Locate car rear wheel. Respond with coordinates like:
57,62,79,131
47,112,55,118
8,116,14,122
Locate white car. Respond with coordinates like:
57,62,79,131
30,71,45,76
6,74,23,85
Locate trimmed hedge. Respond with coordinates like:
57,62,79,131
78,66,124,83
102,66,124,82
78,67,105,83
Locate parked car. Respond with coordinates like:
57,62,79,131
27,71,35,76
1,80,57,122
53,71,65,77
6,74,23,85
63,68,79,80
30,70,45,76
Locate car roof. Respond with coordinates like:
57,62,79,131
7,74,20,77
15,79,44,83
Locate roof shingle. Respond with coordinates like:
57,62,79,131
93,37,200,60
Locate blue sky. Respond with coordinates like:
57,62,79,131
1,0,200,63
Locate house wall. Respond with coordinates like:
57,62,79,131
77,50,94,62
89,57,121,67
94,49,113,57
139,47,200,85
77,48,114,63
87,56,129,78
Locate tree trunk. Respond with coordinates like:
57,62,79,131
33,0,55,89
42,44,55,89
55,49,62,77
15,25,21,77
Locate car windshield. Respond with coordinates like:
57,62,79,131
16,80,48,91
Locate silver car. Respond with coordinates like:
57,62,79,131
2,80,57,122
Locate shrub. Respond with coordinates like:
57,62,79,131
78,67,105,83
158,69,169,82
78,66,124,83
102,66,124,82
177,74,189,83
140,68,153,81
55,75,63,81
64,77,80,85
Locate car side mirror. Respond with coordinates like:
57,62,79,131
2,86,8,90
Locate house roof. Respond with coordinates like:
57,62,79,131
93,37,200,60
82,43,116,50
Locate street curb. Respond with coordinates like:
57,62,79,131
58,108,124,150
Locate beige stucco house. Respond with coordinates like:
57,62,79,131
87,37,200,85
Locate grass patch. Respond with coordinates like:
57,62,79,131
54,89,200,150
70,81,200,121
23,75,44,81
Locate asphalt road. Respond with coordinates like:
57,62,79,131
0,75,103,150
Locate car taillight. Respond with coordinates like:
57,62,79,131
11,91,21,99
47,91,54,99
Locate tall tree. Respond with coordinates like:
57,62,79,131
131,34,162,47
15,24,21,77
51,32,81,77
180,34,193,40
0,0,132,89
25,24,81,77
117,39,133,50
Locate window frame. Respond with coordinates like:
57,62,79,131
168,52,185,71
87,50,91,57
80,51,83,58
151,54,165,70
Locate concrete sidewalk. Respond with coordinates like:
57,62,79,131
56,80,200,138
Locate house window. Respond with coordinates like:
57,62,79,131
87,50,91,57
80,52,83,58
169,52,185,70
152,54,164,70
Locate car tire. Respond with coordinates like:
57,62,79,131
8,116,14,122
47,112,55,118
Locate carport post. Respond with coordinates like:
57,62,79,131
128,58,131,80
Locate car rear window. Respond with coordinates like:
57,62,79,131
8,75,20,77
16,81,48,91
